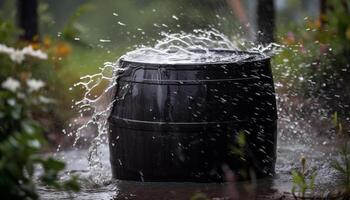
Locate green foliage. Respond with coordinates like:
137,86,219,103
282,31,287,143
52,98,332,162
332,141,350,195
291,156,317,198
274,1,350,117
0,19,18,44
230,131,246,156
0,87,80,199
0,14,80,199
332,112,344,135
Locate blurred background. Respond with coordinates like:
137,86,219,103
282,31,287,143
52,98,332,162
0,0,349,148
1,1,350,199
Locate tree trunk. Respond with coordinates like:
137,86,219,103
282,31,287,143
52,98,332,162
319,0,327,29
16,0,39,41
256,0,275,45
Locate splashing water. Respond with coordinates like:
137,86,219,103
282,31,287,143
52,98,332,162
38,27,349,200
68,28,343,195
123,29,282,64
69,29,284,185
72,61,118,183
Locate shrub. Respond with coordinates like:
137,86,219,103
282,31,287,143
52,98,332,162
0,38,79,199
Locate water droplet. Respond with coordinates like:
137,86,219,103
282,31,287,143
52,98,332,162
99,39,111,43
220,97,227,103
172,15,179,20
117,21,126,26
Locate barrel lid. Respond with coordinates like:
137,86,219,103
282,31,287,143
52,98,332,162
120,49,269,67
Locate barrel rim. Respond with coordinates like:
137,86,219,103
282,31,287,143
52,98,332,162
119,49,270,67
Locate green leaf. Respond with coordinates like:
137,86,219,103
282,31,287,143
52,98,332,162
332,112,338,127
310,172,317,192
42,158,65,171
63,176,80,192
292,170,305,186
237,131,246,147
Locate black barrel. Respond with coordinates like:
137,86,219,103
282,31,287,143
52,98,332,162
108,50,277,182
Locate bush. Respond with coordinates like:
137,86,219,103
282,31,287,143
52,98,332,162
0,20,79,199
275,1,350,119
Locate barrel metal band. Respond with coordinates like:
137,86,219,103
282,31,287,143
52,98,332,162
108,116,277,132
117,76,259,85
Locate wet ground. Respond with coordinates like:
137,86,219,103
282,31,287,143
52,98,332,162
38,120,344,200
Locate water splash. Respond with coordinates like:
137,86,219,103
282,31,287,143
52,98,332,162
123,29,282,64
69,29,305,186
71,61,118,183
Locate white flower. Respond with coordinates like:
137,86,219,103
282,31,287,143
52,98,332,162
0,44,14,54
22,46,48,60
1,77,20,92
39,95,55,104
26,78,45,92
9,51,25,64
7,98,16,106
0,44,47,64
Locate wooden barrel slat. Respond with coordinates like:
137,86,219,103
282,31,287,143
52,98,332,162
108,50,277,182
